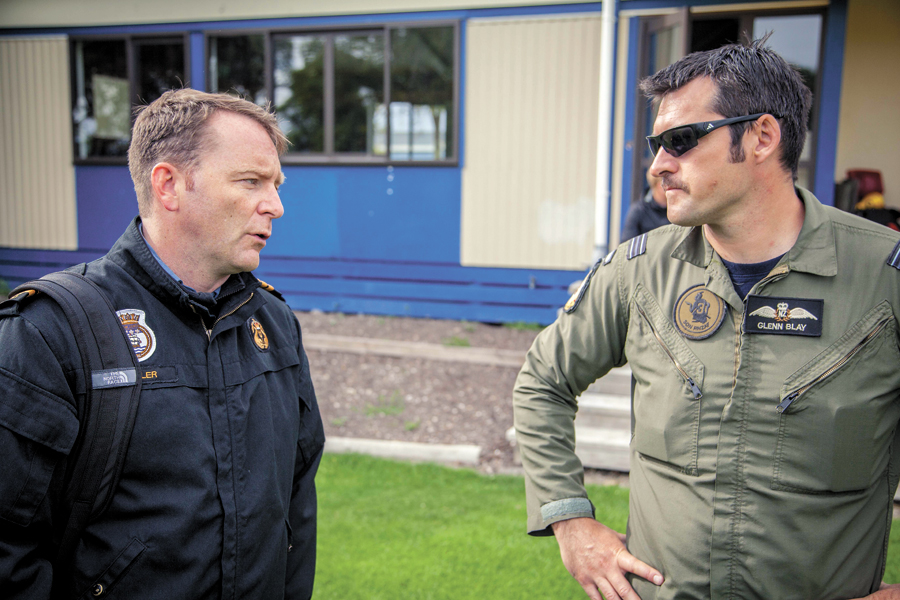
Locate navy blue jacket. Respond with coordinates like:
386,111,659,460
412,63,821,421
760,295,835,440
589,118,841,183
0,218,325,599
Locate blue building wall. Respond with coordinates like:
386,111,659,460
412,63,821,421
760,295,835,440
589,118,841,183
0,1,847,324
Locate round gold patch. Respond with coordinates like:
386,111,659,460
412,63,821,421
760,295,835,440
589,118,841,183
672,285,727,340
248,318,269,350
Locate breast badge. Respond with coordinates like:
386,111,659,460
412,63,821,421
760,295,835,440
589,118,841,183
248,317,269,350
745,296,823,337
673,285,727,340
116,309,157,361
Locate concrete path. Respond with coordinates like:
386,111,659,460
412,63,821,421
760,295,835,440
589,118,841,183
304,333,526,368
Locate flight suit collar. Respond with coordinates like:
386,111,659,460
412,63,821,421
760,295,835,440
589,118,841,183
670,186,838,277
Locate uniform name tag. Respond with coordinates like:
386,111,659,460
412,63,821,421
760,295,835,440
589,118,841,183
744,296,823,337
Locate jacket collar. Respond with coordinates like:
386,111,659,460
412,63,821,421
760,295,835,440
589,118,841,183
106,217,262,319
671,186,838,277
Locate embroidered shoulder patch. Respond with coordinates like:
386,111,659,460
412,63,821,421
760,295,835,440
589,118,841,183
248,317,270,350
672,285,727,340
888,240,900,270
627,234,647,260
564,261,601,314
116,309,157,362
744,296,823,337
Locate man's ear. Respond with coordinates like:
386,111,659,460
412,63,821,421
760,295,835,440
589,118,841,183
750,114,782,165
150,162,184,212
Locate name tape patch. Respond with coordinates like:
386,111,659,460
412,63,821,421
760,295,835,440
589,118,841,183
92,368,137,389
744,295,823,337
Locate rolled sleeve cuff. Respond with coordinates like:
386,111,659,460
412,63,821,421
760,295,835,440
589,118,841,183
533,498,595,536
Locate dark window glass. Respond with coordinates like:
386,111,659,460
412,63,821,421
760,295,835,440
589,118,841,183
274,35,326,153
389,26,454,160
334,32,385,155
209,35,267,105
135,39,185,105
72,39,129,158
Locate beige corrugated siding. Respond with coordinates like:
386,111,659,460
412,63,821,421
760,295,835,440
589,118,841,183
0,36,77,249
461,15,601,271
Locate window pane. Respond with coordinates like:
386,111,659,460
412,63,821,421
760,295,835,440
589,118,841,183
274,35,325,153
390,26,454,160
72,39,130,158
334,32,385,155
209,35,267,105
753,14,822,187
136,39,185,104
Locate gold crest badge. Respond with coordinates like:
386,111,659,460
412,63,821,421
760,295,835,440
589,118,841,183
248,318,269,350
672,285,727,340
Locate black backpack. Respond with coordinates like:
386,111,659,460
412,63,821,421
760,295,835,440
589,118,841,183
2,270,142,586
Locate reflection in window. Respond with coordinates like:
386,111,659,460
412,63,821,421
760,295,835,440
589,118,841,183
210,35,267,105
135,40,185,105
274,35,326,153
334,33,385,155
390,27,454,160
72,40,130,158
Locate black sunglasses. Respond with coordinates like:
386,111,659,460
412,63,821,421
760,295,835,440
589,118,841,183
646,113,769,158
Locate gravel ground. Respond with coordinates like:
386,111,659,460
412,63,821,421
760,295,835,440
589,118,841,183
295,311,543,474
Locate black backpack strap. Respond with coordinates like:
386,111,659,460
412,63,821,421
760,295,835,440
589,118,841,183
9,271,143,580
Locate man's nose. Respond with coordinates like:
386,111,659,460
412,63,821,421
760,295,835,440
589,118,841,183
262,184,284,219
648,146,676,179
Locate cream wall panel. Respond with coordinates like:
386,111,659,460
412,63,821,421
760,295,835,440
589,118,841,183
0,0,594,28
835,0,900,208
461,15,601,270
0,37,77,249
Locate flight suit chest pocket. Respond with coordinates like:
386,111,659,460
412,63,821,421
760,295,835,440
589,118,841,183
628,285,706,475
772,301,900,494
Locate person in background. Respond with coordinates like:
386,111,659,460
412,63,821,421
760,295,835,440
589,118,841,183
621,170,670,240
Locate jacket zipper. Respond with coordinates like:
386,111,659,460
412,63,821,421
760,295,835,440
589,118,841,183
776,317,891,414
635,303,702,399
730,265,791,394
191,292,255,342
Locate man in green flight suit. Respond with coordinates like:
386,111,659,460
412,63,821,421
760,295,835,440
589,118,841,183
513,38,900,600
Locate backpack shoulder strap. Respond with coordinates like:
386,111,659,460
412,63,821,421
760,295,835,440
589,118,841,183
9,271,143,576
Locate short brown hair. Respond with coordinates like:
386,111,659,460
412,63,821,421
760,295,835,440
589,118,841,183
128,89,288,215
640,37,811,180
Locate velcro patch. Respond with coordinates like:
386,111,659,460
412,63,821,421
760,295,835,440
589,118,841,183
888,240,900,270
744,296,823,337
564,261,601,314
627,234,647,260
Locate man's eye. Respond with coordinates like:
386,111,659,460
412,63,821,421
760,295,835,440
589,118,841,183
242,179,258,185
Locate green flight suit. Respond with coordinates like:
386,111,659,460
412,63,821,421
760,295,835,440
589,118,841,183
513,188,900,599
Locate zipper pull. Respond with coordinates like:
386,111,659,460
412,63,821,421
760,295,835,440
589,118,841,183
686,376,702,400
777,391,799,413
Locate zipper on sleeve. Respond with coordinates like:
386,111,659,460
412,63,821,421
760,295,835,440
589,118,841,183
776,317,891,413
636,303,702,400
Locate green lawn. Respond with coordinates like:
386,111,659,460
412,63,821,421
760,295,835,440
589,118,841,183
315,454,900,599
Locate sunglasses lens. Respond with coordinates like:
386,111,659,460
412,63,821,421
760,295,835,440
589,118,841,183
662,126,697,157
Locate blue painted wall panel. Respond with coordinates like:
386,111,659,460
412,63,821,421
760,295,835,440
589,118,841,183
268,165,461,263
337,166,460,262
268,168,341,258
75,166,140,251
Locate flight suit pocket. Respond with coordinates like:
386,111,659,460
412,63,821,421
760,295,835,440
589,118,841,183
629,285,706,475
772,301,900,493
